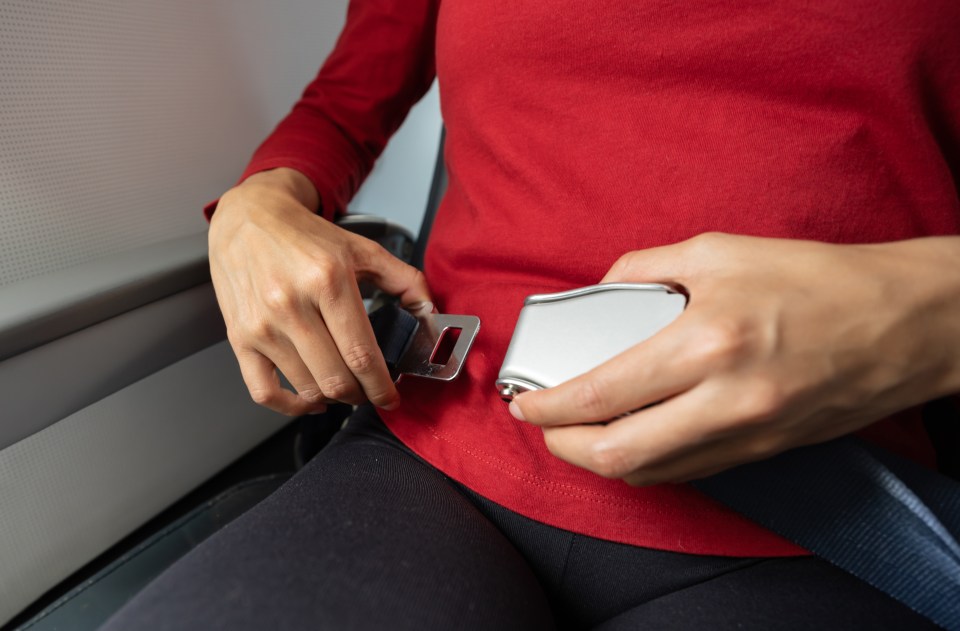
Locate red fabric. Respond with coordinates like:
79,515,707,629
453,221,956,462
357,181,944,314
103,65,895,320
231,0,960,556
203,0,440,221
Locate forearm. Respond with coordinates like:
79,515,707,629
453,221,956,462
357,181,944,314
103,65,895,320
235,0,441,220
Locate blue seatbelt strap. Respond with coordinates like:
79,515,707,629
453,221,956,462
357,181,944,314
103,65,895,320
692,437,960,629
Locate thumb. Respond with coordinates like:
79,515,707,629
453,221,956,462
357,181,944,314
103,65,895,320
357,240,433,306
601,240,696,285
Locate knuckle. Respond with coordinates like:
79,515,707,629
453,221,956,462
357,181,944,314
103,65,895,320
225,326,246,348
249,387,278,408
408,267,428,291
318,375,358,402
687,231,728,253
342,233,376,272
312,270,349,306
217,186,239,207
351,238,382,267
242,318,275,342
365,384,397,407
738,379,787,424
586,442,632,479
296,384,325,404
305,259,342,291
573,378,610,419
695,319,748,366
342,343,379,375
609,252,637,278
261,285,297,314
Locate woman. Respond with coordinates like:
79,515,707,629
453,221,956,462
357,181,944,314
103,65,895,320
105,1,960,628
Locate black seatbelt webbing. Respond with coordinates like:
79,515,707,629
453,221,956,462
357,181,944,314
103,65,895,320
369,303,419,373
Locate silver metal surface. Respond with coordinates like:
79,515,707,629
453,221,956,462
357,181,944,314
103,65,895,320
523,282,681,306
395,312,480,382
496,283,687,396
498,384,520,401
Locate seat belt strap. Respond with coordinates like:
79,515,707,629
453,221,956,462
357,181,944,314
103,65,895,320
692,437,960,630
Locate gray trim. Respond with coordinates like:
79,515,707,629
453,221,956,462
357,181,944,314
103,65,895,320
412,127,447,271
0,219,419,365
0,216,426,452
18,476,289,631
0,232,211,362
0,342,287,626
0,283,225,451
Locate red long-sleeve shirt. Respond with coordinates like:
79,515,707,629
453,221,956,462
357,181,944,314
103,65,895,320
216,0,960,556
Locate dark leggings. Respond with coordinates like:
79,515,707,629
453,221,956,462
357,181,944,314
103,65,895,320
102,406,936,630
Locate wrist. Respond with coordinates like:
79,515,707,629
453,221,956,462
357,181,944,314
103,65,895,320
211,168,321,235
238,167,320,212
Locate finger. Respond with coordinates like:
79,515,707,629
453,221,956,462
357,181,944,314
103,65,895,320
539,384,731,479
314,270,399,409
620,430,789,487
511,316,702,426
601,241,695,285
620,406,872,487
622,453,741,487
600,232,745,287
353,239,432,306
235,348,319,416
406,300,436,318
286,311,365,405
261,336,339,409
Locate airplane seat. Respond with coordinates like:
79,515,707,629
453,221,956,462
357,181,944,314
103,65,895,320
0,2,442,628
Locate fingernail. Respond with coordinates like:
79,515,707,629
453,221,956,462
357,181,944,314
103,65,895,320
380,398,400,411
405,301,435,315
509,399,525,421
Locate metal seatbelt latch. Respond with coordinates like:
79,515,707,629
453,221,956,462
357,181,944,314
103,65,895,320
369,303,480,383
495,283,687,401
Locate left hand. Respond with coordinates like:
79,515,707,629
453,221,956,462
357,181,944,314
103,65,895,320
509,233,960,486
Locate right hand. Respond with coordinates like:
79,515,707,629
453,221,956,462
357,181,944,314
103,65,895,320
209,168,431,416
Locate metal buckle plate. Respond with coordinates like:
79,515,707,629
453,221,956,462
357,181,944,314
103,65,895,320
394,312,480,383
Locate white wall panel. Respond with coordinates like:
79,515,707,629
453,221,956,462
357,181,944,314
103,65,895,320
0,0,441,287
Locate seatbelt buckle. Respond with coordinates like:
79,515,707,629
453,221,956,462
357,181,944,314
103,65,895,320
495,283,687,401
369,302,480,383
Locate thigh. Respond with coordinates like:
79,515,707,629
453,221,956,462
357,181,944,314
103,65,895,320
459,491,938,630
102,408,555,631
593,556,939,631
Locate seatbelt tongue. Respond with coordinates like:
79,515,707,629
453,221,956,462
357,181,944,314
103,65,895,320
369,303,480,383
